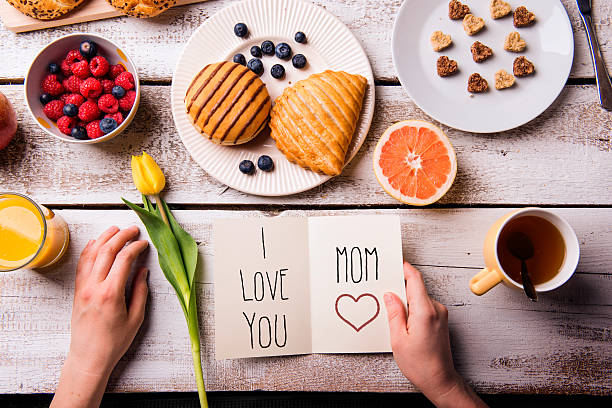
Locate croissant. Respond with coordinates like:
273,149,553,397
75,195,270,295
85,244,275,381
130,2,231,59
185,61,271,145
269,70,367,176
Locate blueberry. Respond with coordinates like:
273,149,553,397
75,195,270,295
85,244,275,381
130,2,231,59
239,160,255,175
294,31,307,44
233,53,247,66
261,40,275,55
71,126,88,140
40,93,53,105
48,63,60,74
111,85,125,99
234,23,248,38
257,155,274,172
250,45,262,58
79,40,97,59
270,64,285,79
275,42,292,60
247,58,264,76
99,117,118,134
292,54,307,69
63,103,78,117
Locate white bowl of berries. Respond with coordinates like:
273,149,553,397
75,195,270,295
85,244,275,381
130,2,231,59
25,33,140,143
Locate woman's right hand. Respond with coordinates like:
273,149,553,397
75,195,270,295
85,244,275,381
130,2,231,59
384,262,488,408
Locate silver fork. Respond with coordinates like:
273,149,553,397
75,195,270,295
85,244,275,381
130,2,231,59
576,0,612,110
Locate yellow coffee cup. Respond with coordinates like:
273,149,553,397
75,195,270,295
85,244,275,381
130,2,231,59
469,208,580,296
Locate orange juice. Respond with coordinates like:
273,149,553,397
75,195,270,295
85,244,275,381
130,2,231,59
0,193,69,272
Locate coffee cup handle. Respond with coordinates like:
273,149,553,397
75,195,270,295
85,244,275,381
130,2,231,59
469,268,503,295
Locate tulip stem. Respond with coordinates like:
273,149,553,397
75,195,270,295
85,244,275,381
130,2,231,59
154,194,170,227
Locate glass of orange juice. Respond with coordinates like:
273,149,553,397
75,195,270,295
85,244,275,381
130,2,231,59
0,192,70,272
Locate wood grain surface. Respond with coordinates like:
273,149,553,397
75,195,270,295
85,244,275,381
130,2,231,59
1,0,611,398
1,208,610,394
0,84,610,206
0,0,610,80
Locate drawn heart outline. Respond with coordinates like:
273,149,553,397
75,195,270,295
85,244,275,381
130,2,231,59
335,293,380,332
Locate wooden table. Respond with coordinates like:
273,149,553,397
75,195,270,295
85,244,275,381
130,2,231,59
1,0,611,396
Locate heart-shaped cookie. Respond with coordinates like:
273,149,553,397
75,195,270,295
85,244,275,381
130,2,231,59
514,6,536,28
514,56,535,77
490,0,512,19
471,41,493,63
468,73,488,93
504,32,527,52
495,69,516,90
448,0,470,20
437,56,459,77
431,31,453,52
463,14,486,36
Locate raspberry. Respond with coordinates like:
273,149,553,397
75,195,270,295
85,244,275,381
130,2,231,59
115,71,135,90
65,93,85,107
78,100,100,122
57,116,77,135
109,64,125,79
59,93,70,104
80,77,103,99
86,120,104,139
104,112,124,126
89,56,109,77
60,59,72,76
43,100,65,121
41,74,64,96
65,49,84,65
71,60,90,79
118,90,136,112
98,94,119,114
101,79,114,94
63,75,83,93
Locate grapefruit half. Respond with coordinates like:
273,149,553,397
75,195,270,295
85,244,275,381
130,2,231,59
373,120,457,206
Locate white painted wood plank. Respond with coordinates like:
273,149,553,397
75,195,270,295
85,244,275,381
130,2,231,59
0,208,610,394
0,0,609,80
1,84,610,206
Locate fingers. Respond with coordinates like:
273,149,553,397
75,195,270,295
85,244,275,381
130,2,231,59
77,226,120,278
384,292,408,349
75,239,95,290
403,262,433,312
91,226,140,282
128,267,149,328
107,240,149,291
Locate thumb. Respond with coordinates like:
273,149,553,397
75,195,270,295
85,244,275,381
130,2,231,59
128,267,148,328
384,292,408,346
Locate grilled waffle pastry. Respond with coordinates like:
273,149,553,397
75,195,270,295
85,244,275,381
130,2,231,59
185,61,271,145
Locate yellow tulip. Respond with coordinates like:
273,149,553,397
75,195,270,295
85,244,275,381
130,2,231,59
131,152,166,196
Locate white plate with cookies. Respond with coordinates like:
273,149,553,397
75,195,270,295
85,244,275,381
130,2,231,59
392,0,574,133
171,0,375,196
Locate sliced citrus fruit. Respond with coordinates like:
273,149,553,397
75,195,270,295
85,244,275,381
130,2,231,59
373,120,457,206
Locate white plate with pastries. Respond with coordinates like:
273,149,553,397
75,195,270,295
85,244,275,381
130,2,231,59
392,0,574,133
171,0,375,196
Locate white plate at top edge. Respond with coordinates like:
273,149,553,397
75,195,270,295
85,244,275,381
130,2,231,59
171,0,375,196
392,0,574,133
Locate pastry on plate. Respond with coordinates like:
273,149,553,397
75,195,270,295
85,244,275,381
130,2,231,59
185,61,271,145
6,0,85,20
269,70,367,176
107,0,176,18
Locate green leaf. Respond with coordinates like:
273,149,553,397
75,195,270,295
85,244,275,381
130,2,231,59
122,197,191,317
160,198,199,292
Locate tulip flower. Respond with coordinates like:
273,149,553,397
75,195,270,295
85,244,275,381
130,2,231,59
131,152,166,196
122,152,208,408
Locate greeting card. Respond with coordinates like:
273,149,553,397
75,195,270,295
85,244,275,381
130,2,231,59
213,215,406,359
